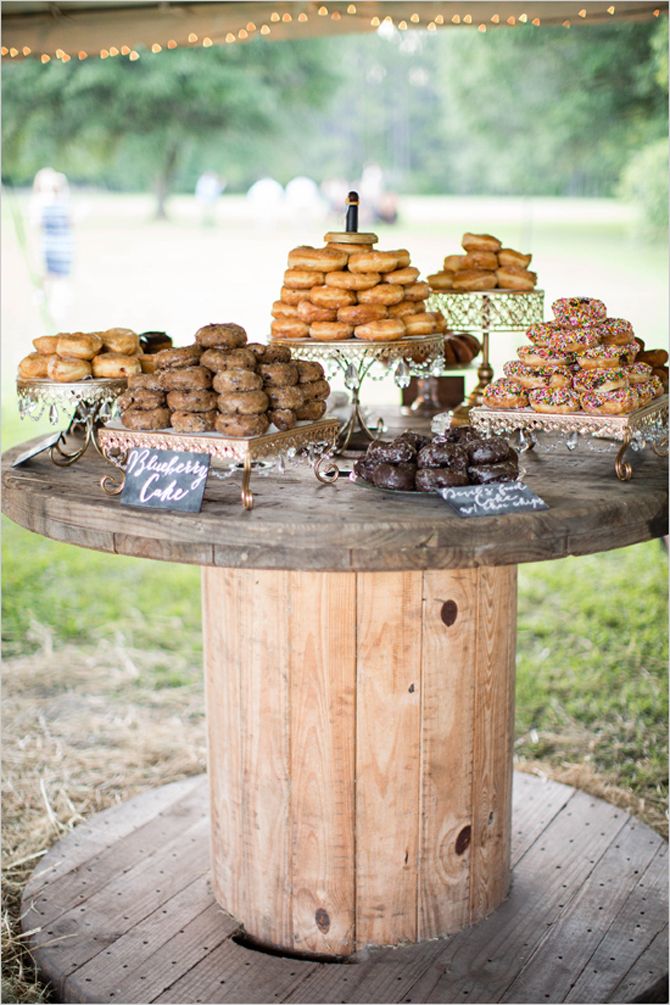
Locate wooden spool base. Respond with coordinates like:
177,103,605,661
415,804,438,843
22,773,667,1004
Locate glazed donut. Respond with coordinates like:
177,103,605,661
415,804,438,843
200,347,258,371
99,328,140,355
297,300,337,323
348,250,399,274
461,251,498,272
170,410,217,433
284,269,325,290
118,389,165,411
32,336,60,355
387,249,411,268
300,379,330,401
326,242,358,257
195,322,248,349
383,267,420,286
525,321,564,346
128,371,164,392
637,349,669,367
452,270,497,292
217,390,270,416
517,344,574,368
56,333,103,360
121,407,170,430
404,313,436,336
309,285,356,309
498,248,532,269
266,385,304,410
296,399,327,421
576,343,637,370
503,361,571,389
159,366,212,391
496,268,537,291
624,362,653,384
18,353,51,379
598,318,635,346
430,311,447,334
371,462,417,491
357,283,404,306
309,322,353,342
572,368,628,393
261,344,292,364
546,329,600,354
482,379,528,409
337,303,387,325
427,271,455,291
215,413,270,437
462,232,502,253
580,386,638,415
443,254,466,271
155,345,202,369
388,300,421,319
354,318,406,342
269,409,297,431
92,353,141,378
280,286,305,306
402,282,431,302
212,369,263,393
325,271,381,291
287,245,348,272
552,297,607,327
416,468,469,491
259,362,299,387
270,319,310,340
296,360,324,383
528,386,581,414
166,389,218,413
271,300,299,319
140,355,159,373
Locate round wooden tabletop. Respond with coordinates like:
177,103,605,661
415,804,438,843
2,435,667,571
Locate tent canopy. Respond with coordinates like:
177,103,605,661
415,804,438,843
2,1,666,59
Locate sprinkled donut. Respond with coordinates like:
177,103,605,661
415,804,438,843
482,378,528,409
528,386,581,414
525,321,565,346
546,328,601,354
597,318,635,346
579,386,638,415
624,362,653,384
648,375,665,398
552,297,607,327
576,343,638,370
517,344,575,368
503,361,571,389
572,368,628,393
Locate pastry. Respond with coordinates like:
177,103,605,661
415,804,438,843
170,410,218,433
452,270,497,292
91,353,141,378
215,413,270,437
325,270,381,291
371,462,417,491
482,378,528,409
415,468,469,491
270,319,310,340
309,321,353,341
56,333,103,360
288,246,348,272
528,386,581,414
598,318,635,346
576,343,638,370
280,286,304,305
388,300,422,318
383,267,420,286
212,369,264,393
417,442,467,471
217,389,270,416
48,356,94,383
121,407,170,430
309,286,356,309
552,297,607,327
443,254,466,271
580,386,638,415
159,366,212,390
200,347,257,371
427,271,455,291
357,283,405,306
404,313,436,336
517,344,574,368
300,379,330,401
118,389,165,411
347,250,399,274
18,353,51,378
166,389,218,413
297,300,338,323
460,251,498,271
461,232,502,253
368,440,417,464
32,336,60,355
284,269,325,289
296,360,324,383
139,355,159,373
498,248,532,269
261,344,293,364
496,268,536,291
337,303,388,325
401,282,431,302
99,328,140,355
572,368,628,393
155,345,202,369
468,460,518,484
258,362,299,387
128,371,164,392
269,409,296,430
295,400,327,421
272,301,299,319
265,385,304,410
139,332,172,354
354,318,406,342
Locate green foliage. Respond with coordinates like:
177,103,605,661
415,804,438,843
619,137,669,236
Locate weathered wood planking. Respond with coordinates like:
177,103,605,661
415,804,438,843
3,436,667,571
22,773,667,1004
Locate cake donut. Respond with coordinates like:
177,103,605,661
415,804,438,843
354,318,406,342
287,246,348,272
170,410,217,433
212,369,263,393
297,361,324,383
635,383,654,408
200,347,257,371
258,362,299,387
309,286,356,309
648,375,665,398
297,300,337,323
195,322,247,349
624,362,653,384
91,353,141,378
461,251,498,271
598,318,635,346
427,272,455,291
284,269,325,290
383,267,420,285
271,301,299,319
496,268,537,291
215,413,270,437
118,389,165,411
498,248,532,269
155,345,202,369
296,400,327,421
256,344,292,364
128,372,164,392
325,270,381,291
348,250,399,273
417,442,467,470
443,254,466,271
121,407,170,430
528,386,581,414
266,385,304,410
452,270,497,292
415,468,469,491
552,297,607,327
310,322,353,341
402,281,431,302
357,284,405,306
371,462,417,491
269,409,297,431
271,319,310,340
517,344,574,368
217,390,270,416
468,460,518,484
572,368,628,393
368,439,417,465
580,386,638,415
503,361,571,389
467,437,514,465
159,366,212,390
337,303,388,325
388,300,422,318
482,378,528,409
300,379,330,401
388,249,411,268
576,343,638,370
280,286,304,305
56,333,103,360
166,389,218,413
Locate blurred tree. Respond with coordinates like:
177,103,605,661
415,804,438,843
2,39,337,217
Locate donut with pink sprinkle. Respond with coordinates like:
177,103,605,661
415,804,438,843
577,342,639,370
572,368,628,393
598,317,635,346
624,362,653,384
579,386,638,415
528,386,581,414
552,297,607,327
482,378,528,409
525,321,565,346
517,344,575,368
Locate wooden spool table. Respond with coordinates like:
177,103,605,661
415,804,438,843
2,435,668,1003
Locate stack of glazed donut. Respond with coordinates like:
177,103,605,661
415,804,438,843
17,328,154,381
271,243,445,343
353,426,519,492
428,233,537,293
119,322,330,435
483,296,666,416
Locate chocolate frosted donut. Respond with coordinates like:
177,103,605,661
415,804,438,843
166,389,218,413
127,372,164,392
118,389,165,411
367,439,416,464
213,369,263,393
266,385,304,410
353,457,379,482
195,323,247,349
200,347,257,372
466,436,512,465
296,400,327,421
155,345,202,370
417,442,467,471
371,462,417,491
170,410,217,433
121,407,170,430
437,426,484,449
215,413,270,437
259,362,299,387
159,366,212,391
269,409,296,431
416,468,469,492
297,360,324,383
217,389,269,416
396,431,431,451
300,378,330,401
468,459,519,484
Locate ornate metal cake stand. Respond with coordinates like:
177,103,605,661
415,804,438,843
272,335,444,452
16,378,127,466
427,289,544,424
97,418,340,510
462,396,669,481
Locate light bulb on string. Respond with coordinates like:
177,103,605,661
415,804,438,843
225,32,236,42
188,32,198,42
398,19,408,29
246,22,257,31
202,36,213,46
435,13,444,23
109,46,119,56
260,24,271,34
79,50,88,59
151,43,162,53
270,11,280,22
518,13,528,22
41,53,50,62
238,29,248,39
23,46,32,55
490,14,500,23
347,3,357,12
167,39,177,48
298,11,308,21
428,21,437,30
129,50,140,60
410,12,420,23
451,14,461,23
463,14,473,24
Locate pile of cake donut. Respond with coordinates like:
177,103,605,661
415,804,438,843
428,232,538,293
118,323,329,435
353,427,518,492
483,297,668,416
271,244,445,343
17,328,162,381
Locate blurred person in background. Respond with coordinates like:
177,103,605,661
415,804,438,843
246,177,285,227
195,170,224,226
30,167,74,322
284,176,326,223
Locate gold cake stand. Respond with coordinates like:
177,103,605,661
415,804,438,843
98,418,340,510
272,334,445,452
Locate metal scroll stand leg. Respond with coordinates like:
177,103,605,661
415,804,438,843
337,355,385,453
50,407,107,466
241,455,254,511
451,297,494,426
614,429,634,482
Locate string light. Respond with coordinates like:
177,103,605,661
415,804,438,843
225,32,236,42
151,43,162,53
506,15,516,25
463,14,473,24
270,11,280,21
40,53,50,62
347,3,357,12
427,21,437,30
23,46,32,55
62,52,71,61
318,6,329,14
246,22,257,31
578,8,587,16
478,23,486,32
188,32,198,42
1,46,7,56
202,36,213,46
653,7,661,13
121,44,130,54
238,28,248,39
410,12,420,23
55,48,65,58
298,11,308,21
435,13,444,24
490,14,500,23
100,48,109,58
129,50,140,60
398,19,408,29
78,50,88,59
167,39,177,48
607,5,615,12
10,46,19,56
370,16,380,27
451,14,461,23
519,13,528,23
331,10,342,20
562,18,571,26
260,24,271,34
532,17,541,25
282,12,292,22
109,45,119,55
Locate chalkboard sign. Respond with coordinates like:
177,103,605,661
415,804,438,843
440,480,548,518
121,447,210,512
11,432,62,467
